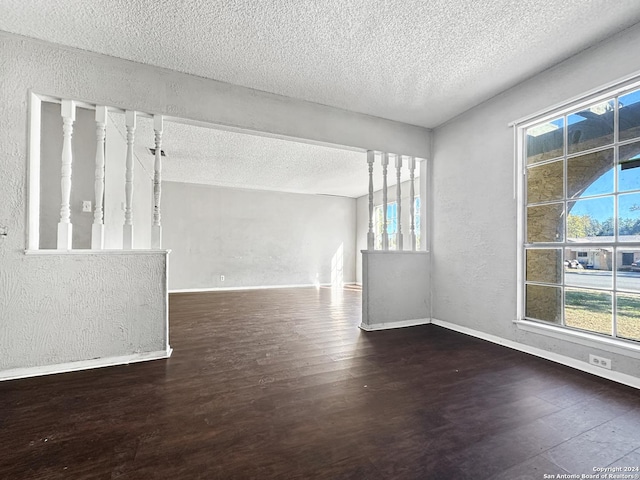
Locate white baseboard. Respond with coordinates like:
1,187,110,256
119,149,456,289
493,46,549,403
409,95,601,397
170,282,357,293
0,348,173,382
432,319,640,390
359,318,431,331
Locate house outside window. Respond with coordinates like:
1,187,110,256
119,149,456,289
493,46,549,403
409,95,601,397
520,84,640,343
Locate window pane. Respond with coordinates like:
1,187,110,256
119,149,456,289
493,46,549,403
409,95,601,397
619,89,640,142
387,203,397,234
526,249,561,284
564,247,612,289
567,100,614,154
526,118,564,165
567,196,614,242
567,149,613,199
617,293,640,341
525,284,561,324
618,141,640,193
527,160,563,204
527,203,564,243
617,249,640,292
618,193,640,241
565,288,612,335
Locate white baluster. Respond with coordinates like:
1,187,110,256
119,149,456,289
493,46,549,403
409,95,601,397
409,156,416,251
91,106,107,249
151,115,163,249
395,154,403,251
367,150,375,250
123,110,136,249
57,100,75,250
381,152,389,251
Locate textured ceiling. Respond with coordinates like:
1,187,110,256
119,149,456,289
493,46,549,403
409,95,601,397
3,0,640,128
108,112,412,198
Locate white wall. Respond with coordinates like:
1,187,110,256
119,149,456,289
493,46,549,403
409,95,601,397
361,251,430,329
432,22,640,381
0,31,428,376
163,182,356,290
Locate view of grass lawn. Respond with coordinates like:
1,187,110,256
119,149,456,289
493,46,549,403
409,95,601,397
565,289,640,341
617,293,640,341
565,289,611,335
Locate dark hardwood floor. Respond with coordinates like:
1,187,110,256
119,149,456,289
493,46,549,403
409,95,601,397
1,286,639,479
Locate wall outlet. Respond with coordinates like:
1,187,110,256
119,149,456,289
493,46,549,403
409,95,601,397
220,275,225,282
82,200,92,212
589,354,611,370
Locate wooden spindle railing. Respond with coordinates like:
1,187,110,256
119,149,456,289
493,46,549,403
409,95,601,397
91,106,107,249
151,115,163,249
367,150,375,250
381,152,389,251
57,100,75,250
123,110,136,249
395,154,403,251
409,156,416,251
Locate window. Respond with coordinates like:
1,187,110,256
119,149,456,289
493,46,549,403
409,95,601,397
374,202,397,250
521,85,640,343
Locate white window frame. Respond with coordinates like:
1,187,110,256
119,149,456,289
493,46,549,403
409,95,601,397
513,73,640,357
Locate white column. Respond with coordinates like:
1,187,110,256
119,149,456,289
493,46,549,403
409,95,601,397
91,106,107,249
57,100,75,250
409,156,416,251
367,150,375,250
123,110,136,249
395,154,403,251
28,93,42,250
420,158,427,252
381,152,389,251
151,115,164,249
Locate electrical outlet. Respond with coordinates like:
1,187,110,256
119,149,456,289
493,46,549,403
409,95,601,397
220,275,225,282
589,354,611,370
82,200,92,213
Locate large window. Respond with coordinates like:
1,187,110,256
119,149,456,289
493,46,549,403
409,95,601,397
522,86,640,343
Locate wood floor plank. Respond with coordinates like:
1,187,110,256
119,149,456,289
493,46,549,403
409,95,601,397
0,286,639,479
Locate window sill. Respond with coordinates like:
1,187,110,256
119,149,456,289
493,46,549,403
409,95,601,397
515,318,640,360
25,249,171,256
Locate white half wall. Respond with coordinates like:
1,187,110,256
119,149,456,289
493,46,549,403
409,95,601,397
361,251,430,329
432,22,640,382
163,182,356,290
0,252,169,374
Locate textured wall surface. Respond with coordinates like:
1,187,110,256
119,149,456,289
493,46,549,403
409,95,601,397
163,182,356,290
0,253,167,370
432,22,640,380
0,32,429,157
361,252,430,326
